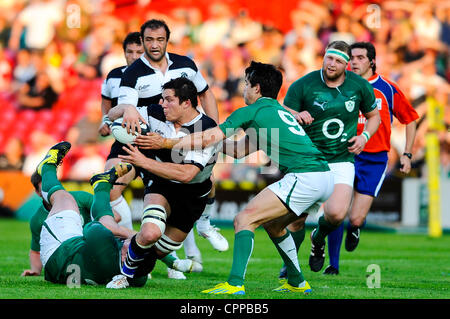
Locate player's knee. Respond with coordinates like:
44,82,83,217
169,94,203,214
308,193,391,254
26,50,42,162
155,234,183,255
233,210,258,232
325,205,347,225
140,205,167,244
349,215,365,228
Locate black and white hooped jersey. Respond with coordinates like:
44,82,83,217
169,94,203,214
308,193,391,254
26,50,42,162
101,66,127,107
145,104,217,185
118,53,209,119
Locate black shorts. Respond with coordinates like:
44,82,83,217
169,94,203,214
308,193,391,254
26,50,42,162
106,140,129,161
144,176,212,233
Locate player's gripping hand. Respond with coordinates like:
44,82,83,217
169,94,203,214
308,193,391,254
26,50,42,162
119,144,148,168
98,115,112,136
347,135,367,155
135,132,167,150
21,269,39,276
122,106,148,135
295,111,314,125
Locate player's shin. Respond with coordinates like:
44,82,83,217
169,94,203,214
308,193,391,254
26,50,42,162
121,234,153,278
271,231,305,287
227,230,254,287
90,181,113,220
40,165,65,203
313,215,340,246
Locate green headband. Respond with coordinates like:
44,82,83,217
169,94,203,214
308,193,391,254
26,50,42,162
325,49,350,63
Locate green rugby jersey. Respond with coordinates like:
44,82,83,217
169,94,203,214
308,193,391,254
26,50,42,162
219,97,329,174
30,191,94,252
284,70,376,163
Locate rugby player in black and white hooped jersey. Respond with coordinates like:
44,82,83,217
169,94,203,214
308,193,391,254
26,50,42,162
116,20,228,261
106,77,219,289
99,32,143,231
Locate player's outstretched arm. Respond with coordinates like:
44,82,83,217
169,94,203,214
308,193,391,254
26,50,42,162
221,135,256,159
135,126,226,151
21,250,42,276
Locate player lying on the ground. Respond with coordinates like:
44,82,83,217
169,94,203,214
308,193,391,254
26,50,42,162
21,141,196,285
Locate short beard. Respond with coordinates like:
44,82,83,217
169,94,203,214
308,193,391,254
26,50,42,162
324,68,345,81
144,47,165,63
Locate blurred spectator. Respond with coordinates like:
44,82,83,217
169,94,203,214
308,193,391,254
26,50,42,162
12,49,35,88
0,137,24,170
22,131,56,176
66,98,105,146
17,71,58,110
9,0,63,52
67,143,106,180
0,44,13,91
198,2,233,51
229,9,262,47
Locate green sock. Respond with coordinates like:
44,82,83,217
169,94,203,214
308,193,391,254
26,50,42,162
91,181,113,220
227,230,254,287
313,215,339,246
41,164,64,202
160,254,176,268
291,227,306,251
272,231,304,286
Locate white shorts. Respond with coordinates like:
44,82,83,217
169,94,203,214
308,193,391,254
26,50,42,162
268,171,334,216
39,210,83,268
328,162,355,187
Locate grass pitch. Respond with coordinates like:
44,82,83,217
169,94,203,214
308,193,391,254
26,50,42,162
0,218,449,300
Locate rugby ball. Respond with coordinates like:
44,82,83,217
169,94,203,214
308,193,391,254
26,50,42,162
111,117,150,144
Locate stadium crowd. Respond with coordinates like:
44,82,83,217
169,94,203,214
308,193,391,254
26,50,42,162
0,0,448,184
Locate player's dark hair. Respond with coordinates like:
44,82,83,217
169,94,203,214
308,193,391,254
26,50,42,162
123,32,142,51
162,77,198,107
140,19,171,41
350,41,377,72
326,40,351,57
244,61,283,99
30,171,41,192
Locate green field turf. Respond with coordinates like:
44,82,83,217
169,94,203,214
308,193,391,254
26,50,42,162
0,217,449,300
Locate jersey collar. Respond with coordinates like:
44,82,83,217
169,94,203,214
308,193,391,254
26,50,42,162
320,68,347,88
368,73,379,84
181,112,203,127
140,52,173,71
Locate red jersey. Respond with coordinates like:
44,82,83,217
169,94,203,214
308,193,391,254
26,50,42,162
357,73,419,153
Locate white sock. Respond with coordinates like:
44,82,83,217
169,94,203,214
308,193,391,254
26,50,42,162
183,229,201,258
110,196,133,229
196,200,214,232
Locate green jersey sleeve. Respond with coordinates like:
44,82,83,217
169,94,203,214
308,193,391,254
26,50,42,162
219,107,255,137
283,78,304,112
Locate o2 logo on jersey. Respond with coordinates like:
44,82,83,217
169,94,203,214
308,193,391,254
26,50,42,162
278,110,306,136
322,118,345,139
